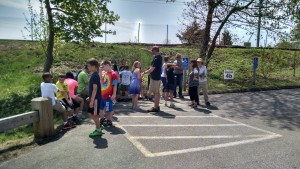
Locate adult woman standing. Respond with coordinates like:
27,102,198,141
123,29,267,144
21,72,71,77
197,58,210,106
188,59,199,108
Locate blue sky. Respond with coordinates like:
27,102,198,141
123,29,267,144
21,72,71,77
0,0,269,46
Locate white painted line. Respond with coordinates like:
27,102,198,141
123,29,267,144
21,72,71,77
152,134,282,157
131,135,269,139
121,124,244,127
113,122,155,157
214,115,281,136
115,115,216,118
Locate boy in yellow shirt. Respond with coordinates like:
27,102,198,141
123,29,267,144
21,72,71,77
56,73,81,124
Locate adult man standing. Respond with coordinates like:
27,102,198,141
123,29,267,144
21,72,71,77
142,46,162,112
173,53,184,98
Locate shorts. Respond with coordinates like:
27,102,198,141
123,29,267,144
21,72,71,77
87,99,100,116
61,98,80,110
165,83,174,93
53,100,66,113
149,79,161,94
100,99,113,113
120,84,130,92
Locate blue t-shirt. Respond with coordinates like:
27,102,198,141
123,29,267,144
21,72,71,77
150,55,162,80
89,72,101,100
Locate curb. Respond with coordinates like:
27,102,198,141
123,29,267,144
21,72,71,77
207,85,300,95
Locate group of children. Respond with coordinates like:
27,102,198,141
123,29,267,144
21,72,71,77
40,58,144,137
40,53,210,138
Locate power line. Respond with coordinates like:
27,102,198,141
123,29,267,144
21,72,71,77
116,0,186,5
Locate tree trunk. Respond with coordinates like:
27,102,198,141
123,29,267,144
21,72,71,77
206,10,235,65
43,0,54,72
205,1,255,65
199,0,215,58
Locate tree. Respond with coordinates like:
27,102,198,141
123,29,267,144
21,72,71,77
179,0,293,65
176,20,205,45
41,0,119,72
222,30,233,45
288,0,300,20
275,39,297,49
291,22,300,47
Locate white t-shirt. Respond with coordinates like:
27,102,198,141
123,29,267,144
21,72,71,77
41,82,59,106
119,70,132,85
199,66,207,82
161,63,167,77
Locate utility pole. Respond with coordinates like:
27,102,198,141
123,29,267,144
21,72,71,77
256,0,263,47
138,23,140,43
105,23,107,43
167,24,169,44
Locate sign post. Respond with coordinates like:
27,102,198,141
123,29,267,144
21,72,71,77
253,56,258,85
224,70,235,80
182,57,189,92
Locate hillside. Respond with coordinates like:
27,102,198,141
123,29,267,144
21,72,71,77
0,39,300,118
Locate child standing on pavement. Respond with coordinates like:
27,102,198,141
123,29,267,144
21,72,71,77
129,61,142,109
100,60,118,127
86,58,103,137
165,62,176,108
119,66,132,98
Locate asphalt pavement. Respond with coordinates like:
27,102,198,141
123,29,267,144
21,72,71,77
1,89,300,169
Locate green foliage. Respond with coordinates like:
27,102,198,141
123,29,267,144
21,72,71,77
49,0,119,42
222,30,233,45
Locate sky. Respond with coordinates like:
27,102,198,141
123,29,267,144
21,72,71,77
0,0,273,46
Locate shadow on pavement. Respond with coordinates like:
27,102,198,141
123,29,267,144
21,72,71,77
104,125,126,135
211,89,300,130
151,111,176,119
91,137,108,149
194,107,212,114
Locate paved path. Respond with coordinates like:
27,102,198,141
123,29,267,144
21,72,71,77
1,89,300,169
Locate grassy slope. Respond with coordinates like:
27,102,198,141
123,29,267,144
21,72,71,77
1,40,300,159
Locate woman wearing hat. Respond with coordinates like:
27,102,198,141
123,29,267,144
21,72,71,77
197,58,210,106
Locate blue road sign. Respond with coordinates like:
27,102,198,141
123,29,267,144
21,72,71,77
183,57,189,70
253,57,258,69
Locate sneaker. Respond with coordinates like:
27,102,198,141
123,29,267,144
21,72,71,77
170,103,175,108
100,118,106,126
179,96,184,99
106,119,113,127
100,124,105,130
63,122,75,130
72,116,81,124
68,118,77,126
164,102,168,107
206,102,211,106
147,107,159,112
89,130,102,137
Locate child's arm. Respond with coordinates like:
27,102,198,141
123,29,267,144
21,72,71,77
111,74,118,101
89,84,97,108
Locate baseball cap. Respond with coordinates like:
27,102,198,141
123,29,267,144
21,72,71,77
151,46,159,52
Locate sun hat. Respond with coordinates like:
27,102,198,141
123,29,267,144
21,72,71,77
197,58,205,63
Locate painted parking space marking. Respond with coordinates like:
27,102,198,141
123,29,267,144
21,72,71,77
115,115,216,118
130,135,269,139
121,124,244,127
114,113,282,157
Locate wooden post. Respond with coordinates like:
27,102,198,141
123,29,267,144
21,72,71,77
31,97,54,139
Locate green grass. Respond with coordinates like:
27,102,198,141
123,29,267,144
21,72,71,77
0,40,300,148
